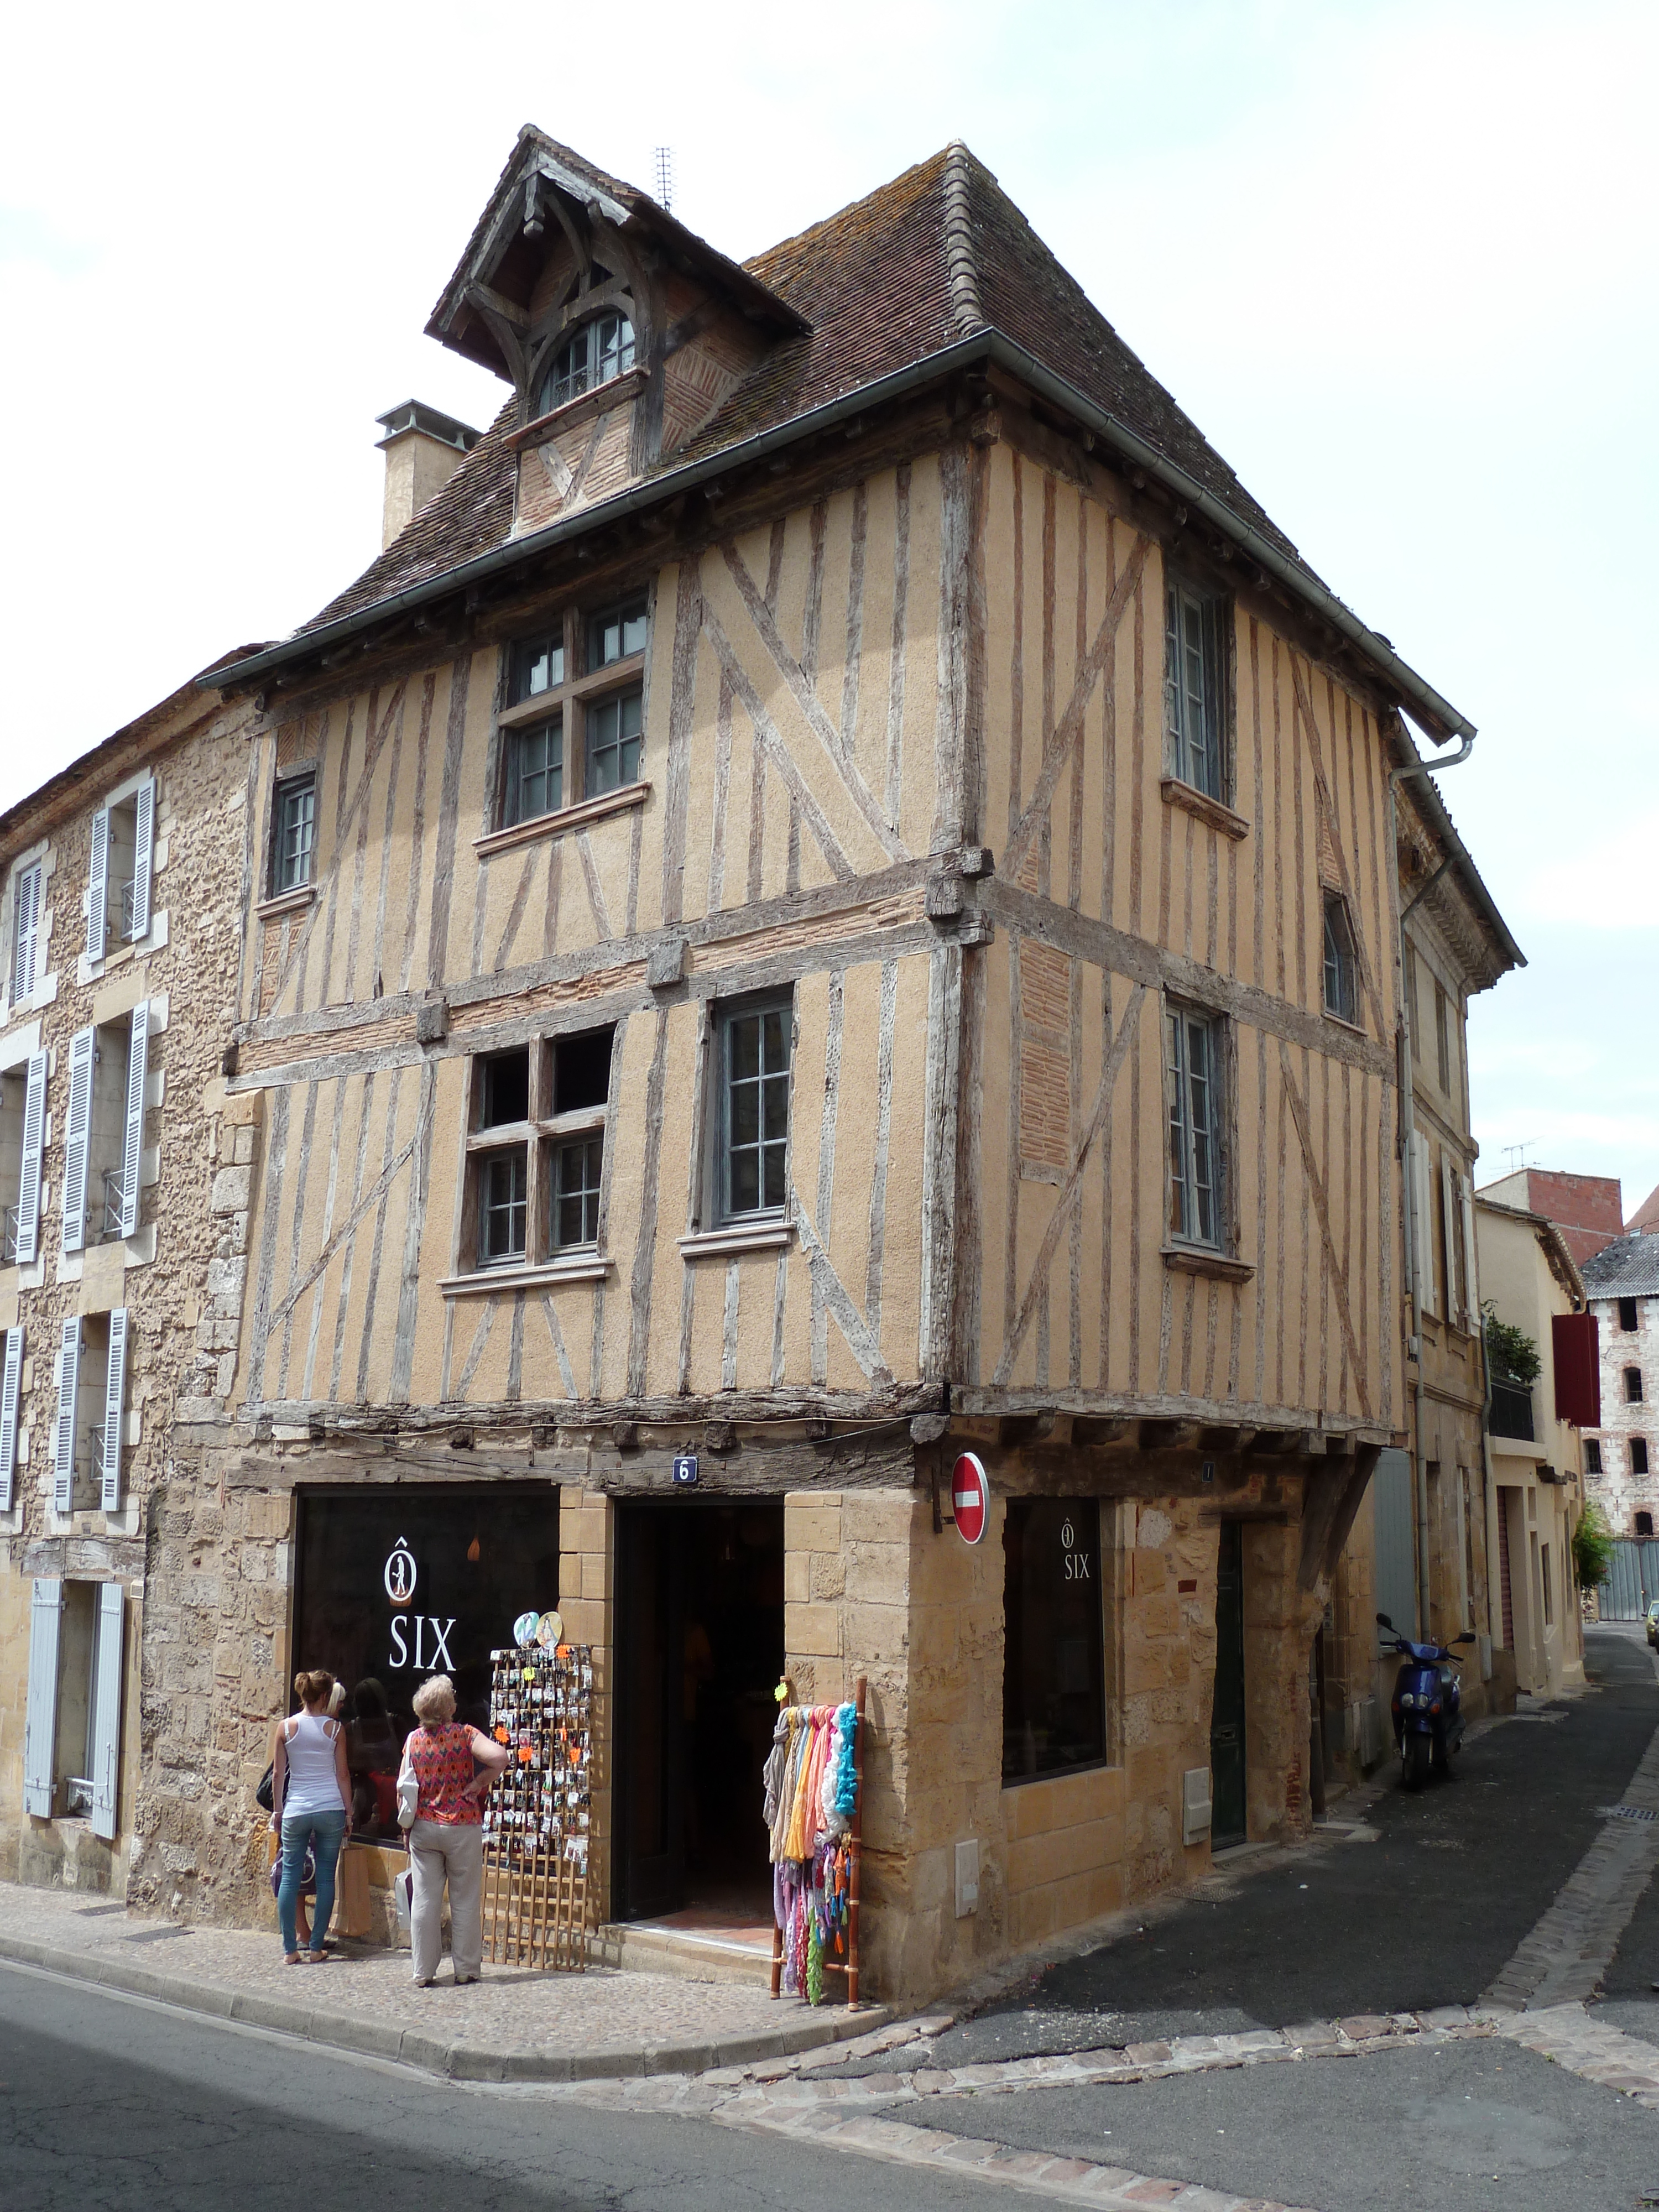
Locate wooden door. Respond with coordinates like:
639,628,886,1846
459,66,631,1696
1211,1521,1247,1847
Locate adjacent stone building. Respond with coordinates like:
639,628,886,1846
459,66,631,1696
1579,1229,1659,1537
0,665,259,1895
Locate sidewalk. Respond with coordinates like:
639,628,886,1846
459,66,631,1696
0,1879,887,2081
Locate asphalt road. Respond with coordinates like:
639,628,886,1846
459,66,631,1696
0,1964,966,2212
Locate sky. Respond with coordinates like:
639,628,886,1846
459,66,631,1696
2,0,1654,1213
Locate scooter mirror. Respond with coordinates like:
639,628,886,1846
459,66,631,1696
1453,1632,1477,1644
1375,1613,1394,1629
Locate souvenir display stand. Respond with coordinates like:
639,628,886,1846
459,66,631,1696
482,1641,594,1971
768,1673,864,2008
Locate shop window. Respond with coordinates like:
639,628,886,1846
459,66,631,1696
1586,1439,1603,1474
292,1485,559,1843
88,778,155,954
1620,1297,1640,1334
460,1028,614,1273
270,772,317,894
1322,893,1357,1025
1164,573,1228,800
714,997,792,1222
23,1578,126,1834
51,1308,129,1515
62,1005,150,1254
495,594,648,831
1636,1511,1653,1537
1166,1001,1225,1249
1634,1439,1651,1477
1004,1497,1107,1783
1626,1368,1644,1404
10,859,42,1003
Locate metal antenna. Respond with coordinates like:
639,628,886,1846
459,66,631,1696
1501,1141,1538,1173
654,147,674,214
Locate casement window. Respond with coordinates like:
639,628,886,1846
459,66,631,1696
460,1026,614,1273
496,593,649,828
10,860,43,1003
23,1577,126,1837
0,1324,22,1513
1441,1155,1472,1332
1620,1298,1640,1333
716,998,793,1222
1,1048,47,1266
1627,1367,1645,1404
88,776,156,955
61,1005,150,1255
271,773,317,894
534,312,635,416
1163,574,1227,800
1003,1497,1107,1785
51,1308,129,1515
1410,1130,1438,1321
1165,1003,1224,1249
1585,1438,1603,1475
1634,1439,1651,1476
1322,892,1358,1025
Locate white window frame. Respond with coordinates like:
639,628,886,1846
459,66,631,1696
1166,1000,1225,1250
1322,891,1358,1025
88,775,158,960
1164,574,1227,801
714,995,794,1225
0,1324,22,1513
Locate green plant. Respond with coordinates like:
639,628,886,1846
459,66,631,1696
1573,1500,1616,1592
1483,1303,1541,1387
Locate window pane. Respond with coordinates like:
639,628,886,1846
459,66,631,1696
505,719,562,825
723,1002,791,1219
1003,1496,1105,1783
554,1136,603,1248
589,597,649,669
481,1050,529,1128
729,1013,760,1082
731,1149,760,1213
512,634,564,703
730,1077,760,1146
585,687,643,796
276,779,316,891
481,1149,527,1262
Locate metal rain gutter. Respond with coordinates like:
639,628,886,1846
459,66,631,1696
210,328,1476,753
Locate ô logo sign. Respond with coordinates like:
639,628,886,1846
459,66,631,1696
951,1452,990,1546
384,1538,417,1606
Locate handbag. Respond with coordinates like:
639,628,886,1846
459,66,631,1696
269,1845,317,1898
256,1762,275,1813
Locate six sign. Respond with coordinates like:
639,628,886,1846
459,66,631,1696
951,1452,989,1545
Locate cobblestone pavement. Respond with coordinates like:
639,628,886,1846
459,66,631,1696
0,1880,875,2078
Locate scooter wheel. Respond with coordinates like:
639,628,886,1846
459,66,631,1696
1404,1735,1431,1792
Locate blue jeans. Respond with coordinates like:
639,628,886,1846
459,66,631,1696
278,1810,346,1955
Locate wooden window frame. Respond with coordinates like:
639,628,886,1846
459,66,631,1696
1322,890,1359,1027
1163,570,1232,805
494,596,649,836
534,312,637,419
1164,998,1229,1255
270,770,318,897
455,1029,614,1279
711,993,794,1228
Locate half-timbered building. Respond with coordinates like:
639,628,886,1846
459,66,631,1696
119,132,1508,2000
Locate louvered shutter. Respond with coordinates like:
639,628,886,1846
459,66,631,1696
90,1582,126,1840
0,1326,21,1513
119,1004,149,1238
1441,1154,1462,1328
1460,1173,1480,1332
61,1026,94,1254
101,1308,129,1512
1411,1132,1438,1318
53,1316,81,1512
129,779,155,942
12,862,40,1001
15,1047,46,1265
87,807,109,957
24,1579,62,1817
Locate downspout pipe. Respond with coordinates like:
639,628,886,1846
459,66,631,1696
1389,730,1477,1639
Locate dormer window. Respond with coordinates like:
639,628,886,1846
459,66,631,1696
535,314,635,417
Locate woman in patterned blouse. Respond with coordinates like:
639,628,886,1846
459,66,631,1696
399,1673,510,1986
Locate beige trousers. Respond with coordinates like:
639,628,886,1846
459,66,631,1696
409,1818,484,1984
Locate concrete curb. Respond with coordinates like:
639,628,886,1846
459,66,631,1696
0,1931,890,2081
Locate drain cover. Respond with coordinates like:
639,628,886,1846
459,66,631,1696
1595,1804,1658,1822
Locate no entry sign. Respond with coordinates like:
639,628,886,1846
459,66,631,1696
951,1452,989,1545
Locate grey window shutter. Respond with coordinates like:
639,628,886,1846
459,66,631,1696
15,1046,46,1265
88,807,109,958
24,1578,62,1818
90,1582,126,1840
1440,1153,1461,1327
1411,1132,1438,1319
119,1003,150,1239
53,1316,81,1512
1460,1173,1480,1331
129,780,155,942
0,1325,21,1512
62,1026,94,1255
13,862,40,1000
101,1308,129,1513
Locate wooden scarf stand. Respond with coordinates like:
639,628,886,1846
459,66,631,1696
770,1672,864,2008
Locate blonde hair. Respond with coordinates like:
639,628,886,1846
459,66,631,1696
294,1669,335,1709
411,1674,457,1725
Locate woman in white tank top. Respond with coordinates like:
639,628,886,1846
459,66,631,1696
270,1670,352,1963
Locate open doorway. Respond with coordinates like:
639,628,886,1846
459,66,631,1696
613,1495,784,1925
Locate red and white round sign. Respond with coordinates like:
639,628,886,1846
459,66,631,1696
951,1452,989,1545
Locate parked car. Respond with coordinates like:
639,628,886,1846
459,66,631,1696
1646,1600,1659,1648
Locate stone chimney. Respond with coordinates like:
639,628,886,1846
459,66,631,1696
374,401,481,550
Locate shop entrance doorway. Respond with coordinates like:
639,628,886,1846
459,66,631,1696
1211,1520,1248,1847
613,1496,784,1923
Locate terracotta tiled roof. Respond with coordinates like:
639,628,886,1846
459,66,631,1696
302,142,1319,637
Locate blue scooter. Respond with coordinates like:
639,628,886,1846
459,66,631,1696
1376,1613,1477,1791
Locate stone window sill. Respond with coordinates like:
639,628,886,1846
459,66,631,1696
474,782,649,861
679,1219,794,1261
508,366,648,451
1160,777,1250,842
439,1255,612,1297
1162,1243,1254,1285
257,885,317,922
1322,1008,1366,1039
